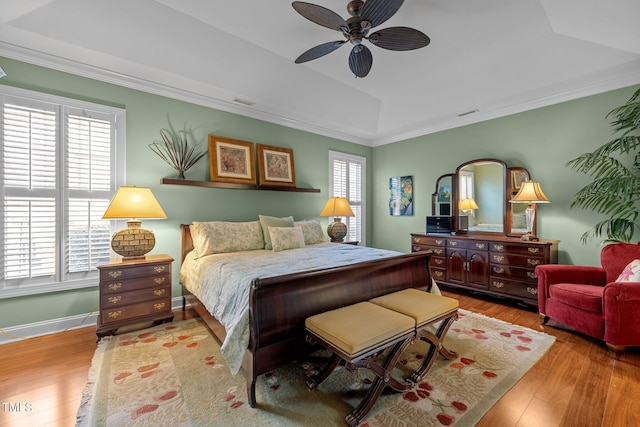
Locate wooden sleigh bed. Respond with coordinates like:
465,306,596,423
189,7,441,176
179,223,434,407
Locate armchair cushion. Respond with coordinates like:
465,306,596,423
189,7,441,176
615,259,640,282
548,284,603,314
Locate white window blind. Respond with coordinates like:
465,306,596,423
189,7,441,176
1,87,125,298
328,151,366,245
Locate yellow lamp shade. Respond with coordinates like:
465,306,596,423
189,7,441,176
320,197,354,242
459,198,479,210
103,186,166,259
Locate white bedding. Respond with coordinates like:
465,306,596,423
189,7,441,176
180,242,403,375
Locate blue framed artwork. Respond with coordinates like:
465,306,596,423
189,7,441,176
389,176,413,216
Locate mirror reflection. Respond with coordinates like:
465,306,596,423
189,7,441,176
457,160,505,233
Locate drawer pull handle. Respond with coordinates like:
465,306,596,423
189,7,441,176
528,247,540,254
435,239,444,245
154,303,166,310
108,283,122,291
492,281,505,288
527,272,537,279
108,296,122,304
154,289,166,296
154,266,167,273
527,259,541,266
493,267,505,274
154,277,166,284
450,241,457,246
108,310,122,319
413,237,419,243
494,244,504,251
434,249,443,255
476,243,485,249
493,255,505,262
434,270,444,278
108,271,122,279
527,287,538,295
434,258,443,265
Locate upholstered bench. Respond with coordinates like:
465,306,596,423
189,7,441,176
305,301,416,426
305,292,459,426
370,288,459,383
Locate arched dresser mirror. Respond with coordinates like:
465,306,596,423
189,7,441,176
431,159,533,236
421,158,558,307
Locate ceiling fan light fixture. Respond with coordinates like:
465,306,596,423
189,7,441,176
292,0,430,77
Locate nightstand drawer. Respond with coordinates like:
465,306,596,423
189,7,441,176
101,274,170,295
101,284,171,308
100,299,172,324
99,263,171,282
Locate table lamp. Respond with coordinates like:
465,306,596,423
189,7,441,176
320,197,354,242
458,198,479,212
510,181,549,241
102,186,167,259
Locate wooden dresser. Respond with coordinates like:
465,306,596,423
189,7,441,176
411,233,559,306
97,254,174,338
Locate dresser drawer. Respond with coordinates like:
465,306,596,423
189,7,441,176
101,274,171,295
100,263,171,282
101,284,171,308
489,277,539,300
490,242,547,256
430,256,446,268
431,268,446,282
490,265,538,283
448,239,488,251
412,235,447,246
490,253,544,268
100,299,172,324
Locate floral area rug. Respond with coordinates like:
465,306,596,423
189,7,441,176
77,309,555,426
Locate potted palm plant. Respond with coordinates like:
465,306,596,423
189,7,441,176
566,87,640,243
149,126,207,179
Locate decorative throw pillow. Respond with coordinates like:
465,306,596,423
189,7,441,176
269,226,306,252
615,259,640,282
294,219,328,245
259,215,294,250
190,220,265,258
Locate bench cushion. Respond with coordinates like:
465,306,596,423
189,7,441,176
370,289,459,325
305,302,414,357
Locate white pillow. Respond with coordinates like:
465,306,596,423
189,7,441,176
190,221,264,258
269,226,306,252
294,220,328,245
259,215,294,250
615,259,640,282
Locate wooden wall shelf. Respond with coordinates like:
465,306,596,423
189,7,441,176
161,178,321,193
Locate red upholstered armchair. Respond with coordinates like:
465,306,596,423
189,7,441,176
535,243,640,358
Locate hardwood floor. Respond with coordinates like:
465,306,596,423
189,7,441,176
0,290,638,426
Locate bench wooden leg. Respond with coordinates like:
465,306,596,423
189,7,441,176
409,312,458,384
344,337,413,426
306,353,342,390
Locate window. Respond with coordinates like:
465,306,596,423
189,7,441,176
328,151,366,245
1,86,125,298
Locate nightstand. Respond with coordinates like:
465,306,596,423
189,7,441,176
97,254,174,338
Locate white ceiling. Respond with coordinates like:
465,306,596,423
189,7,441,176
1,0,639,146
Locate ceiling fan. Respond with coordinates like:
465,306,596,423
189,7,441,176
292,0,430,78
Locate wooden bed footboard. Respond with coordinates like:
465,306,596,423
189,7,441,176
179,224,433,407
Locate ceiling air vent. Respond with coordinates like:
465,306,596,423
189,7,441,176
457,109,479,117
233,97,255,106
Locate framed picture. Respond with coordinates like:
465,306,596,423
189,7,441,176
389,176,413,216
257,144,296,187
208,135,256,184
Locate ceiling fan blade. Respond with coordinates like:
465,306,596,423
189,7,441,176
292,2,348,32
348,45,373,78
368,27,430,51
295,40,346,64
360,0,404,28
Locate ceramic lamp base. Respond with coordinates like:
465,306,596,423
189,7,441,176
327,218,347,242
111,220,155,259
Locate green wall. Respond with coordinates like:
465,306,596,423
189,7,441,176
370,84,640,267
1,56,637,330
0,57,371,328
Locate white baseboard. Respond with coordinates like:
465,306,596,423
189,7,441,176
0,297,184,344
